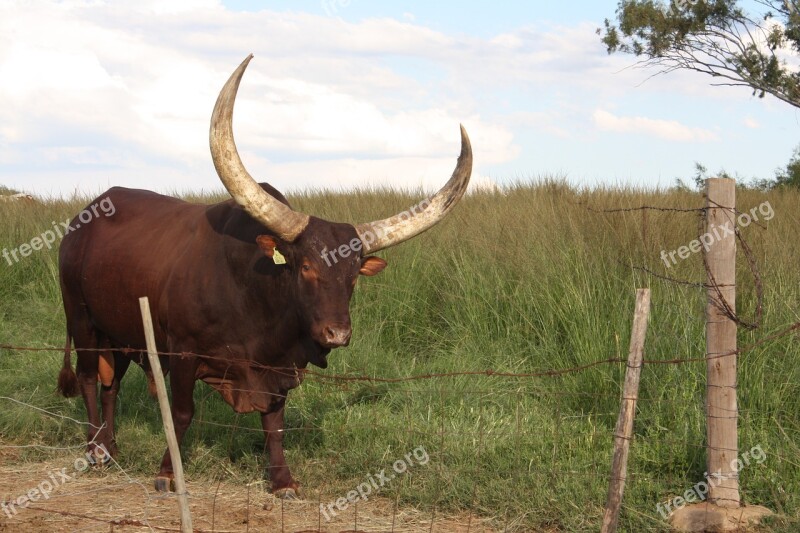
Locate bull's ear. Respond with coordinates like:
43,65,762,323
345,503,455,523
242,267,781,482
256,235,281,258
360,256,387,276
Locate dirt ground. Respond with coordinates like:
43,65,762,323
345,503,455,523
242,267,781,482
0,448,505,532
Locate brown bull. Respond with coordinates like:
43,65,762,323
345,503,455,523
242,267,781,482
57,55,472,497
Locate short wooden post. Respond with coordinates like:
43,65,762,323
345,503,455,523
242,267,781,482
139,296,194,533
601,288,651,533
704,178,739,507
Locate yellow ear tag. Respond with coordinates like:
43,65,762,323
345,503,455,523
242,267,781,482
272,249,286,265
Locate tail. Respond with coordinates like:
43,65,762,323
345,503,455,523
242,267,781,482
57,331,80,397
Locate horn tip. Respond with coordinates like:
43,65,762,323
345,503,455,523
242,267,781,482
458,124,472,156
459,124,470,145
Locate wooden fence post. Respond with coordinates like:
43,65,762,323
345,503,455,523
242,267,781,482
601,288,651,533
704,178,739,507
139,296,194,533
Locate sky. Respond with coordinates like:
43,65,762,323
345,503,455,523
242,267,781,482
1,0,798,197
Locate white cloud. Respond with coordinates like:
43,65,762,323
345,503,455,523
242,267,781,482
592,109,718,142
744,117,760,129
0,1,788,196
0,0,519,194
490,33,524,49
508,111,572,139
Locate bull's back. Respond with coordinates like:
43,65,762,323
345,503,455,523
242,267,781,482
59,187,218,347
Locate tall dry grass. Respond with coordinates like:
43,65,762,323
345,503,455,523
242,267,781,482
0,181,798,531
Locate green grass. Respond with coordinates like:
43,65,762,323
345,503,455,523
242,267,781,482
1,181,799,531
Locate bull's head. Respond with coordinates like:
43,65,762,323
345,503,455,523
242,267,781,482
209,55,472,359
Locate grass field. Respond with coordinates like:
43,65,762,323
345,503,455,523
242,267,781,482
1,181,799,531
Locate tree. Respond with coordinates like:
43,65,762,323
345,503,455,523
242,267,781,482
600,1,800,108
774,144,800,187
674,161,735,190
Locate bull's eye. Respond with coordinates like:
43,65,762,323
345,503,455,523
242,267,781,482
302,264,311,272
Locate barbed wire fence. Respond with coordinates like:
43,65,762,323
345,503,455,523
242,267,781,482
1,179,799,532
2,329,797,531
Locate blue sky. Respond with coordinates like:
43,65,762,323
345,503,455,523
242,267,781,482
0,0,797,196
224,0,616,34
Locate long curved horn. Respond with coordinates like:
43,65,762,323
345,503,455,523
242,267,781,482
210,54,310,242
355,125,472,254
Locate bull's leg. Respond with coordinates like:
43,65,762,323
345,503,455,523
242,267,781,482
74,347,104,462
154,361,197,492
261,395,301,498
99,352,131,459
66,304,110,465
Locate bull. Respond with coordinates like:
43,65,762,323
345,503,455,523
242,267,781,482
57,55,472,497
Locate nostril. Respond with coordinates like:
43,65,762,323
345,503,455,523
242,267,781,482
321,325,352,347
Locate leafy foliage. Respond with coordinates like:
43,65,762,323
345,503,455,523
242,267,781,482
600,1,800,107
674,161,736,190
774,143,800,187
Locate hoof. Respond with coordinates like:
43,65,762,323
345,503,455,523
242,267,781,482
107,441,119,459
154,476,175,492
87,444,112,467
273,486,303,500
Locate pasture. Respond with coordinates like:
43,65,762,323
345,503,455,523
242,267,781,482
1,182,799,532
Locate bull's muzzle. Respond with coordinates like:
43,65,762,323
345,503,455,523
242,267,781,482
320,324,352,348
